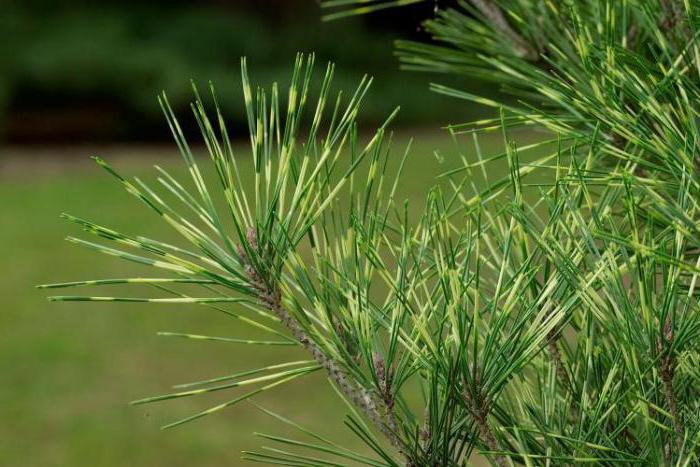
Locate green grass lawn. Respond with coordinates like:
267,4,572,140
0,128,543,466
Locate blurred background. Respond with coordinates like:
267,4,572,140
0,1,515,465
0,0,491,145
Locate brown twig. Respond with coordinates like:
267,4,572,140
334,318,361,364
464,366,508,467
656,316,684,464
237,229,408,457
469,0,539,61
373,352,402,441
626,24,639,49
660,0,688,38
547,331,571,391
546,329,582,426
626,0,688,51
418,405,431,460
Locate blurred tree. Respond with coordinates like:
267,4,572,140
1,0,475,143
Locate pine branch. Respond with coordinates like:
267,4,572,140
238,229,409,459
45,6,700,460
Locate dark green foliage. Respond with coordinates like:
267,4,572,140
0,2,472,141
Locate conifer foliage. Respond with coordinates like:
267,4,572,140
44,1,700,465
